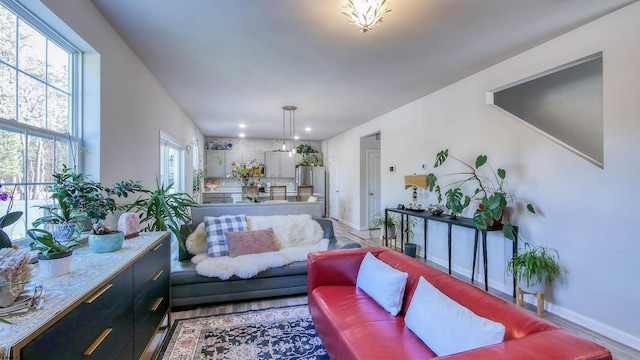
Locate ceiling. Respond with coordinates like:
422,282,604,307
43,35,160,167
90,0,635,141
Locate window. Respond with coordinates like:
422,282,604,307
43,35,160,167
0,1,80,240
160,132,183,193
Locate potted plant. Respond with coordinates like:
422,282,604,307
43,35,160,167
31,165,96,239
82,179,143,253
34,166,143,253
426,149,535,240
295,144,323,166
124,178,198,251
507,243,561,294
369,211,399,239
27,229,80,278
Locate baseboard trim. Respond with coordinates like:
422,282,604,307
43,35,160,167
547,303,640,351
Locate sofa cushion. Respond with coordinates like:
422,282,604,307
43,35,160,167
204,214,247,257
405,277,506,356
356,252,408,316
226,228,279,257
185,222,207,255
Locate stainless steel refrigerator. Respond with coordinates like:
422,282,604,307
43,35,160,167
295,165,327,216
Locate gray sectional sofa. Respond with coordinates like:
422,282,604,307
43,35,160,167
171,202,361,307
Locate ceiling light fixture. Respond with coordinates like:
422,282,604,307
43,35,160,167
342,0,391,33
282,105,298,157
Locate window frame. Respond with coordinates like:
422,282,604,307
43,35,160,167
0,0,82,242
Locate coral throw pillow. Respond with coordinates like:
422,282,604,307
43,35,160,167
225,228,279,257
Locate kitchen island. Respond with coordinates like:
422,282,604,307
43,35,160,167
202,188,322,204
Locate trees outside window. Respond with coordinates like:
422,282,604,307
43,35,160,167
0,1,81,240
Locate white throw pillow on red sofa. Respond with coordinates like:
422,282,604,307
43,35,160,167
356,252,408,316
405,276,506,356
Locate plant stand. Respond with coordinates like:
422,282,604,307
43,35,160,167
381,234,399,252
516,286,544,317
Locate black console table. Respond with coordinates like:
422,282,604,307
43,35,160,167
384,208,518,296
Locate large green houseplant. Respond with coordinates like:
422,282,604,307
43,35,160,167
426,149,535,240
32,165,143,240
124,178,198,250
507,243,561,292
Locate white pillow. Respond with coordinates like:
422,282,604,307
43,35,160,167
356,252,408,316
405,277,506,356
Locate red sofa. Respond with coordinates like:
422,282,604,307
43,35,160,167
307,247,612,360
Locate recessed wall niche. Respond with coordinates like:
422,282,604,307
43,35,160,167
487,53,603,167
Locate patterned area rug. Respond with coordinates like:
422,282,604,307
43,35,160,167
159,305,328,360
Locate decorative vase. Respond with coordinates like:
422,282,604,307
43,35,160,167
37,251,73,278
517,275,545,294
242,177,249,185
88,231,124,253
46,223,78,241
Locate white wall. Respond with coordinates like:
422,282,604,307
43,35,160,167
33,0,203,225
327,2,640,350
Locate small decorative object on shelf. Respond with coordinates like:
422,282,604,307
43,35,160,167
427,204,445,216
0,248,32,309
118,212,140,239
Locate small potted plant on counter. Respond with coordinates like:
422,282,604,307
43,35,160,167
28,229,80,278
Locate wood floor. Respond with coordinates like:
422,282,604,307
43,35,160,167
171,220,640,360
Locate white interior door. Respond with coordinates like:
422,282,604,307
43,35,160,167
366,150,381,226
329,156,340,219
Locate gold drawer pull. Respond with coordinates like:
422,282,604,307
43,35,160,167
83,328,112,356
151,269,164,281
84,284,113,304
151,297,163,311
153,242,164,251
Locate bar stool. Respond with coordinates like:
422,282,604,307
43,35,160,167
270,186,287,201
296,186,313,202
241,186,259,201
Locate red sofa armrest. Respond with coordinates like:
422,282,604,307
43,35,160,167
307,247,389,296
438,329,612,360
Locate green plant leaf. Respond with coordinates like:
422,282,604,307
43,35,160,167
497,168,506,179
502,224,516,241
434,149,449,168
527,203,536,214
0,211,23,228
426,173,437,191
475,155,487,169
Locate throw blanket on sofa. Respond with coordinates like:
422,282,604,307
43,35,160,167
190,214,329,280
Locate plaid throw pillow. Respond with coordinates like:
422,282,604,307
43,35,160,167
204,215,247,257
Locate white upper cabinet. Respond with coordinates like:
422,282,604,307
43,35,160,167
265,152,301,177
206,150,225,177
242,151,264,164
224,150,242,176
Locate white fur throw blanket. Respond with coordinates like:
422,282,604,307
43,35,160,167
190,214,329,280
